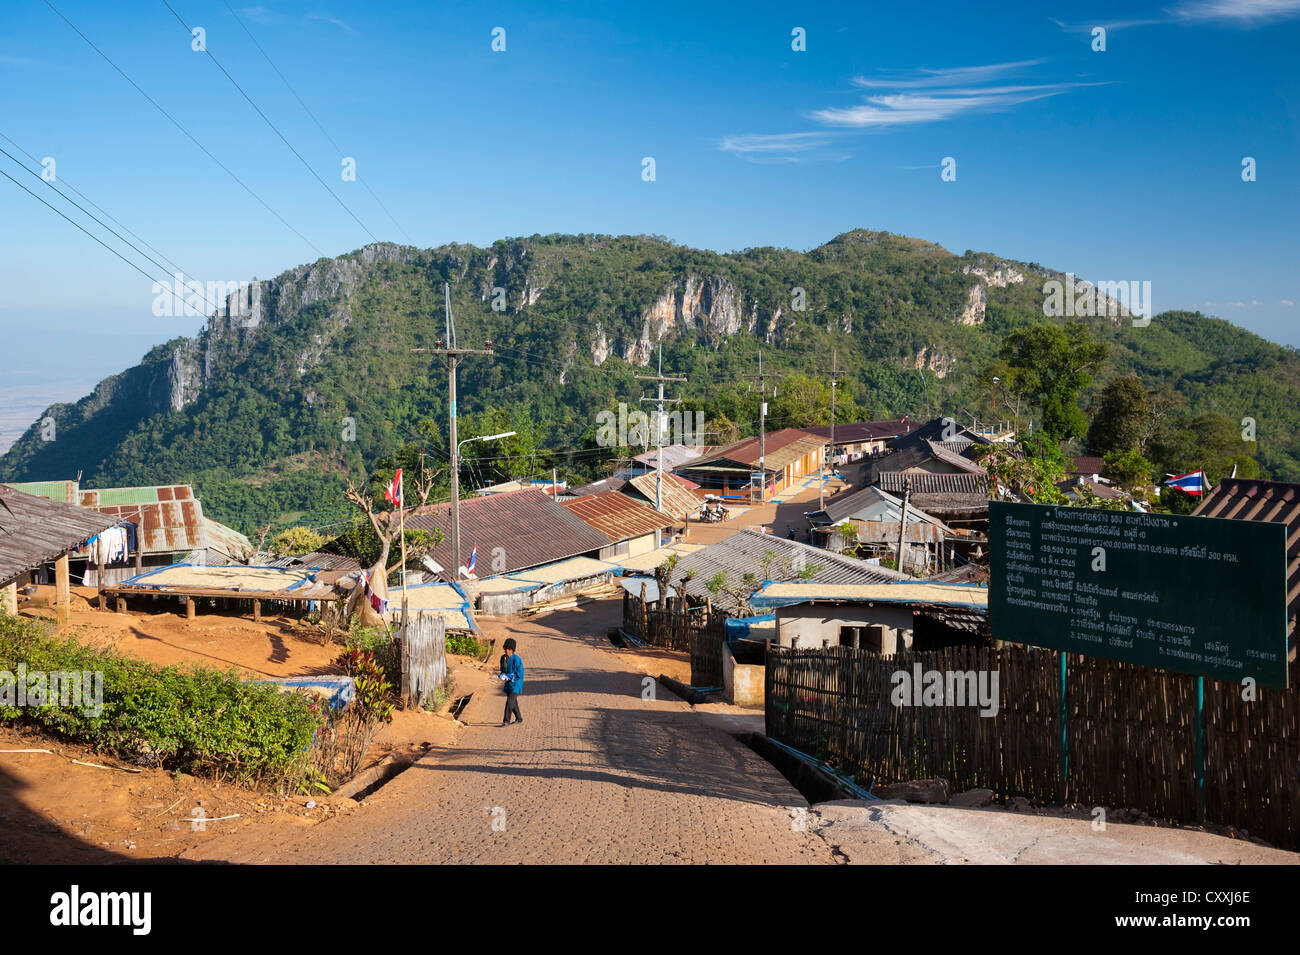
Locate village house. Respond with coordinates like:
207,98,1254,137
673,428,825,502
3,481,251,586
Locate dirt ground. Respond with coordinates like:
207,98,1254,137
0,587,533,863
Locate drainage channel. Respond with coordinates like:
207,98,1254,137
744,732,878,805
450,693,472,721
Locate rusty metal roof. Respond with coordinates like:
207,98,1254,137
560,491,672,543
1194,477,1300,657
406,488,610,579
624,473,702,521
79,485,194,507
0,485,119,585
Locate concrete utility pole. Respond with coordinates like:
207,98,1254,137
635,345,686,512
743,351,780,503
896,477,912,575
412,283,494,579
820,348,846,511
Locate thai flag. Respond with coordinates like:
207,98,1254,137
385,468,403,506
462,545,477,577
1164,469,1205,496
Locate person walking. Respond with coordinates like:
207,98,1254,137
499,637,524,726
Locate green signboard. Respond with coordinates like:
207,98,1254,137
990,501,1289,688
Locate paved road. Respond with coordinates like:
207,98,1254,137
187,603,834,864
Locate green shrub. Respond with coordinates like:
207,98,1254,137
446,633,484,658
0,614,320,786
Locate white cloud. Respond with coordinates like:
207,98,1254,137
810,82,1095,129
1281,299,1295,306
718,132,832,155
849,60,1044,89
1173,0,1300,23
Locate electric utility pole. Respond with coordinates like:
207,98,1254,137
412,283,494,579
635,344,686,511
743,351,781,503
820,348,847,511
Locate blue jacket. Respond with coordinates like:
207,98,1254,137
504,653,524,694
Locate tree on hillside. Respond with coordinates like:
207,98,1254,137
767,373,864,430
271,526,326,557
1086,374,1149,457
1149,412,1259,486
997,321,1110,446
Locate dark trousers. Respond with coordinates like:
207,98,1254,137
503,691,522,724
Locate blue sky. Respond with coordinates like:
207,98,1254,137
0,0,1296,396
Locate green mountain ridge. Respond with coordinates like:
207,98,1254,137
3,229,1297,534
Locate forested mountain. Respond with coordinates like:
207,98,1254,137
3,230,1297,533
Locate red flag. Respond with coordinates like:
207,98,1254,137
385,469,403,506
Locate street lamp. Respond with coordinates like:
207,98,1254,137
451,431,517,577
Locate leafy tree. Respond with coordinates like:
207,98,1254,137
998,321,1110,446
767,373,864,430
1086,374,1149,456
1101,449,1153,490
271,526,327,556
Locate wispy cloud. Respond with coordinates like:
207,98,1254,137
720,61,1099,161
811,83,1090,128
1174,0,1300,23
1055,0,1300,34
307,13,356,34
718,133,851,163
849,60,1044,90
718,132,832,155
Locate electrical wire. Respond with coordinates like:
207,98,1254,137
161,0,377,242
42,0,324,257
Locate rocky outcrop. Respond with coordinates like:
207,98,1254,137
963,263,1025,288
167,339,204,412
643,275,745,343
958,285,986,326
590,323,612,365
912,347,956,379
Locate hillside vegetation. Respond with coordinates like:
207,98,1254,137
3,231,1296,533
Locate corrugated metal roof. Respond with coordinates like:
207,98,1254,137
632,444,710,470
878,471,989,495
752,579,988,612
646,528,910,614
561,491,671,543
406,488,610,579
79,485,194,507
809,484,949,530
4,480,79,504
569,477,626,496
625,472,702,521
681,428,825,473
802,420,914,444
1193,477,1300,657
0,485,119,585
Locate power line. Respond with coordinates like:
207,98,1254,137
0,166,171,289
0,130,188,278
42,0,324,257
162,0,378,243
0,142,225,316
219,0,413,245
